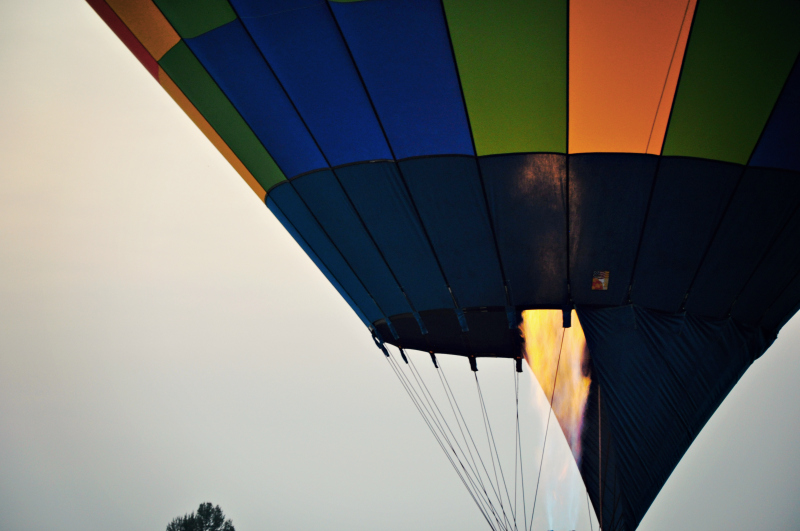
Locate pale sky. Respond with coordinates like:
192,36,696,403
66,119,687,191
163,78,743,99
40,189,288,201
0,2,798,530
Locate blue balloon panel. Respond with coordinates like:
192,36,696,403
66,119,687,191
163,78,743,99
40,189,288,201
631,157,740,312
231,0,392,166
398,156,506,309
291,169,412,318
568,154,658,306
186,20,326,178
750,58,800,172
330,0,473,159
267,183,383,325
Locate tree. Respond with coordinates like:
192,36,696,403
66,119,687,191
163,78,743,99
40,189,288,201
166,502,235,531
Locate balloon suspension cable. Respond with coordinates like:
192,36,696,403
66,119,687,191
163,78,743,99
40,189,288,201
382,341,569,531
379,334,587,531
407,355,510,529
475,372,516,530
528,327,566,531
438,358,512,529
381,346,507,530
514,364,528,531
382,351,498,529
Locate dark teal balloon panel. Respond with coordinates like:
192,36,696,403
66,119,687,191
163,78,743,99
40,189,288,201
630,158,741,313
267,154,800,356
290,170,412,320
398,156,506,309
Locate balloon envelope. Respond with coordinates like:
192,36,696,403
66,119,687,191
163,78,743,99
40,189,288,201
87,0,800,528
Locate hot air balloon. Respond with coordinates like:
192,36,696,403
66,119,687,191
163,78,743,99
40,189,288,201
86,0,800,529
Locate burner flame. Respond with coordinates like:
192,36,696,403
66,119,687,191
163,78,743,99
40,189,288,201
521,309,592,463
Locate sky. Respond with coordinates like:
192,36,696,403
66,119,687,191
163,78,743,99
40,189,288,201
0,1,799,530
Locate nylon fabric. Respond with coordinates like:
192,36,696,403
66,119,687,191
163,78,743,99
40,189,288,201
763,271,800,332
578,305,772,530
104,0,180,60
686,167,800,318
267,196,370,327
569,0,695,154
662,0,800,164
631,157,740,312
267,185,382,325
335,162,453,313
232,0,391,166
376,310,460,354
152,0,236,38
480,154,568,307
233,0,318,14
579,373,625,531
158,42,286,190
159,68,266,200
733,205,800,325
398,157,506,309
291,170,412,318
330,0,473,158
87,0,159,78
265,155,800,358
569,154,658,305
442,0,566,155
186,20,326,178
750,56,800,173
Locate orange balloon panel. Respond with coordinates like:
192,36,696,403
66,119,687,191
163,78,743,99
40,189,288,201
105,0,180,60
569,0,696,154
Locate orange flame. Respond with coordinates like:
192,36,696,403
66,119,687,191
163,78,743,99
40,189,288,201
520,309,591,463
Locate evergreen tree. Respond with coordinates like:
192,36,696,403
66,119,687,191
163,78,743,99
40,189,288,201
166,502,235,531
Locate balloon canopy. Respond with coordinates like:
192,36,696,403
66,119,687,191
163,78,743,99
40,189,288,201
88,0,800,528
